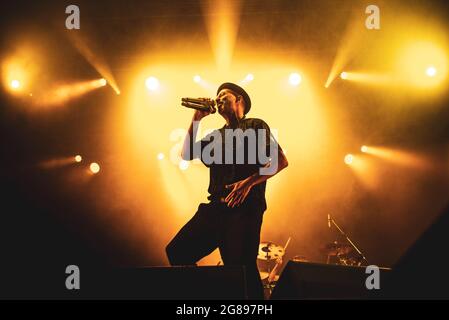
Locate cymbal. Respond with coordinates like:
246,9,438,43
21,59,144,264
257,242,285,260
292,255,308,262
321,242,353,256
259,271,280,282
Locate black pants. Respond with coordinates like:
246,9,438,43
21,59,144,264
166,200,265,299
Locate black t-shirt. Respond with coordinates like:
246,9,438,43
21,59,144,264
196,117,280,212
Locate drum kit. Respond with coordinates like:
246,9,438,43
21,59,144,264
257,214,369,298
257,238,363,298
257,242,285,282
257,238,291,298
320,241,364,266
258,239,365,271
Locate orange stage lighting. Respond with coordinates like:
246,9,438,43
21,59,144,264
344,154,354,165
10,79,21,90
66,32,121,94
39,157,78,169
426,66,437,77
396,41,448,89
238,73,254,85
2,50,39,94
33,78,106,107
145,77,160,91
201,0,242,72
336,71,393,86
324,14,365,88
289,73,302,86
90,162,100,174
75,155,82,163
348,155,381,191
179,160,189,171
363,146,430,170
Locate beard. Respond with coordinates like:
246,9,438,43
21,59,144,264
217,99,231,115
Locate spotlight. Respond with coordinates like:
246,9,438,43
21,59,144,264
361,145,368,153
157,153,165,160
99,78,107,86
193,75,201,83
398,42,447,88
10,79,21,90
289,73,302,86
426,66,437,77
75,155,82,163
179,160,189,170
344,154,354,165
340,72,348,80
145,77,160,91
245,73,254,81
90,162,100,174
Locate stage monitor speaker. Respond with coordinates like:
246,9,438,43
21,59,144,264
271,261,391,299
76,265,248,300
0,265,248,299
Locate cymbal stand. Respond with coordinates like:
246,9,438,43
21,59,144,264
328,215,369,266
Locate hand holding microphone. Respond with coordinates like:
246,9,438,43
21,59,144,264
182,97,217,121
181,97,216,113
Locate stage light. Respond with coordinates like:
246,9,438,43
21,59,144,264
145,77,160,91
397,42,448,89
157,153,165,160
75,155,82,163
179,160,189,171
99,78,107,86
324,16,365,88
289,73,302,86
33,79,109,107
66,32,121,95
10,79,21,90
201,0,241,72
90,162,100,174
245,73,254,81
361,145,368,153
426,66,437,77
360,146,430,170
340,72,348,80
344,154,354,165
193,75,201,83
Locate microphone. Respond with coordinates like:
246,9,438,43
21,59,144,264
181,97,216,113
328,214,331,228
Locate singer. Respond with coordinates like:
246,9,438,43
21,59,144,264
166,82,288,299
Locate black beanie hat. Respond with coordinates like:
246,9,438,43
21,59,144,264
217,82,251,115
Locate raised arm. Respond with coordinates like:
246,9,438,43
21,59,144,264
181,109,212,161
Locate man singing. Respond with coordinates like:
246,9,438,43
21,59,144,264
166,82,288,299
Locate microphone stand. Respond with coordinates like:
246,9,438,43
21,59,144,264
328,215,369,266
